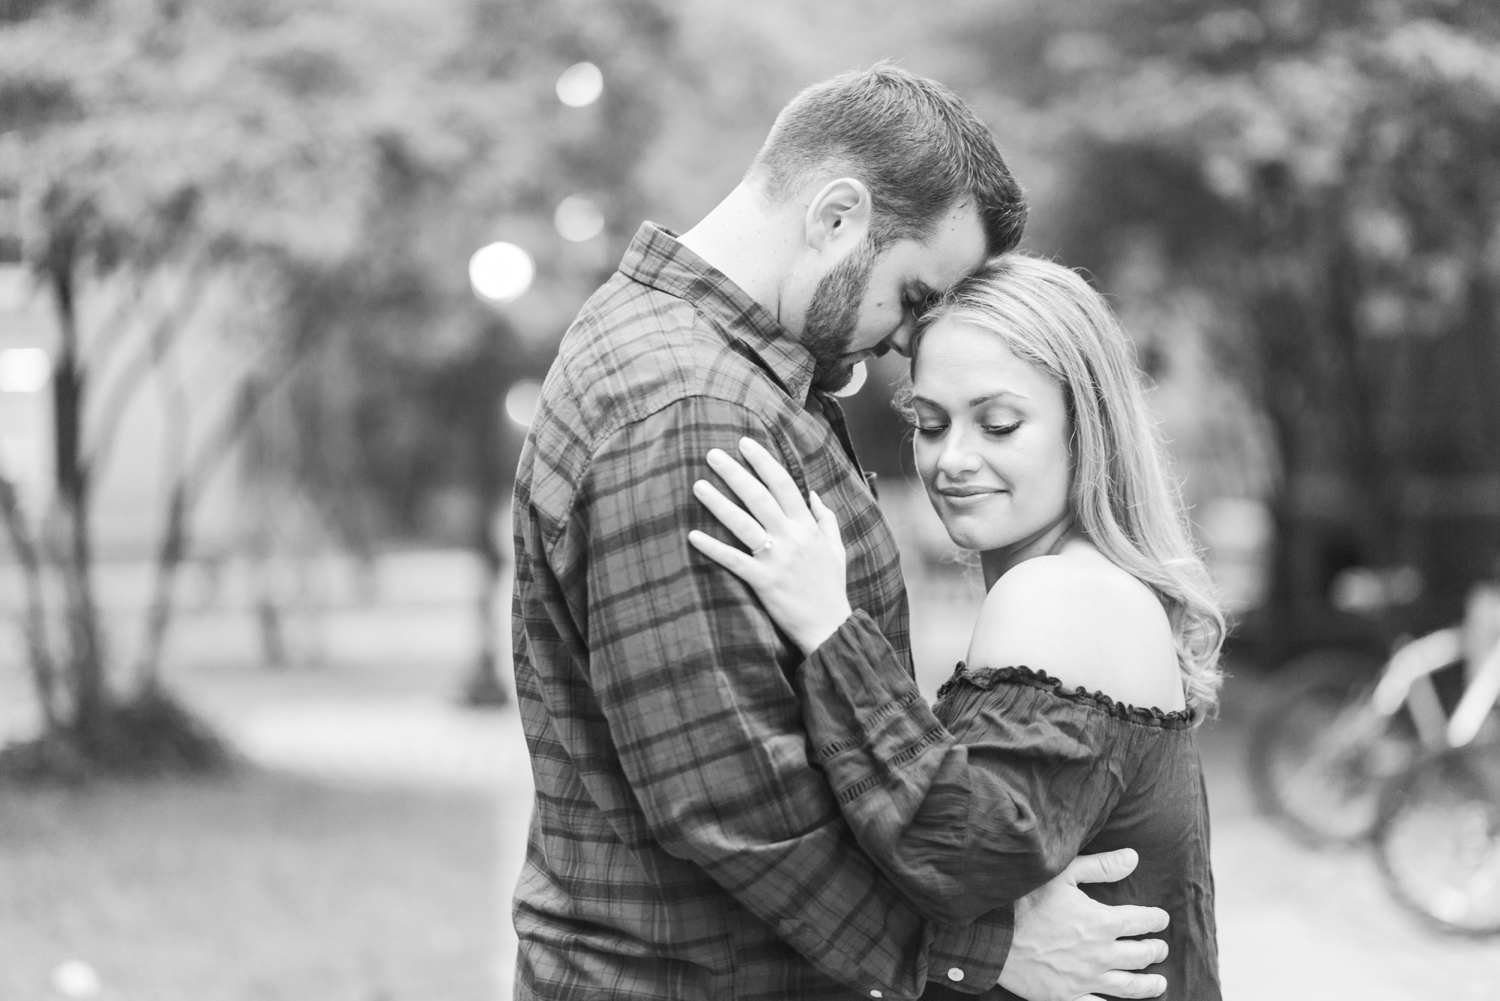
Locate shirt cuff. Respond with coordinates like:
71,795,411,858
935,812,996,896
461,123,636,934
798,610,942,779
800,607,915,717
928,907,1014,995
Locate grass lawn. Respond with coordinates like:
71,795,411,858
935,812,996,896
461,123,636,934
0,769,499,1001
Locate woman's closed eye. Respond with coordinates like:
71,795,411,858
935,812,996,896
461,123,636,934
983,420,1023,437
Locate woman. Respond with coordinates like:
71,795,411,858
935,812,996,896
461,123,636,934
687,254,1225,999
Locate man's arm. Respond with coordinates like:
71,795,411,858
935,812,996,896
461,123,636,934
570,396,1008,999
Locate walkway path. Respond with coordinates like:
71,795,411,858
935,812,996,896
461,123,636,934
210,685,1500,1001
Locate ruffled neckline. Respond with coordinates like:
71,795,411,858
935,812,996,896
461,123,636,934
937,663,1196,729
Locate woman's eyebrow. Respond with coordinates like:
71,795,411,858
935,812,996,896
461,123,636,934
911,390,1029,409
968,390,1028,406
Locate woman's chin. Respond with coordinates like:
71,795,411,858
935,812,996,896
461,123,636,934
939,519,1002,553
937,515,1035,555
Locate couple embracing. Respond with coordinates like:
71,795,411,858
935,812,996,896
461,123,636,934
511,64,1224,1001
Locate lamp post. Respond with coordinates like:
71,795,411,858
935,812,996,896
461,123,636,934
460,244,535,707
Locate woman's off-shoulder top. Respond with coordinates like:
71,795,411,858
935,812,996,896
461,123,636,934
797,611,1220,1001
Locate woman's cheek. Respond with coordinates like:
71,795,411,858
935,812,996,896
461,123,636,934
912,441,938,483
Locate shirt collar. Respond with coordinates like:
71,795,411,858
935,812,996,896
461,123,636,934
618,222,816,405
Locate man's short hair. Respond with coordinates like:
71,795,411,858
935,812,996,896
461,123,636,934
748,63,1026,255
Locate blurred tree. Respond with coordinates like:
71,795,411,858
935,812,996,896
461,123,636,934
248,0,696,703
955,0,1500,653
0,0,434,773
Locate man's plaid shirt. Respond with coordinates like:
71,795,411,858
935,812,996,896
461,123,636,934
511,224,1011,1000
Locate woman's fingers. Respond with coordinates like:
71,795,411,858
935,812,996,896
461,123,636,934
737,438,815,525
687,530,758,582
706,448,788,530
808,491,844,550
692,480,770,550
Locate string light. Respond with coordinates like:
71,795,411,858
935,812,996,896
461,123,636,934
468,243,534,303
556,62,603,108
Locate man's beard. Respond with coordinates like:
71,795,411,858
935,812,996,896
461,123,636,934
802,239,877,393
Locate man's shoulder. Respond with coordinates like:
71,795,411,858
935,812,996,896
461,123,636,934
551,274,782,441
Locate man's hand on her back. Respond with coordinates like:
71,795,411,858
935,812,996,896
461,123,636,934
998,849,1169,1001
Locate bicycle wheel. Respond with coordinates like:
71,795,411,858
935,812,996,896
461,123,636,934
1247,649,1419,848
1375,743,1500,936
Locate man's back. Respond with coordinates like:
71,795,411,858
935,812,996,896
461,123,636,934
510,224,995,1000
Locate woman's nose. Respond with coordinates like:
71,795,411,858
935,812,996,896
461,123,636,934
937,429,981,476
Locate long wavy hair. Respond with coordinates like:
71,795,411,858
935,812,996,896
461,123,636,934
901,253,1226,715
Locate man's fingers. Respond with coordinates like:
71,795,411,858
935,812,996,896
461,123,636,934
1063,847,1139,885
692,480,770,549
706,449,787,529
1094,971,1168,999
1105,936,1169,970
1109,905,1171,938
738,438,814,525
687,530,756,581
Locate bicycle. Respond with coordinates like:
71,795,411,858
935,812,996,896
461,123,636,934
1373,623,1500,935
1247,582,1500,935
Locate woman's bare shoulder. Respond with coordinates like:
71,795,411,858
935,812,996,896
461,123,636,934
966,548,1184,711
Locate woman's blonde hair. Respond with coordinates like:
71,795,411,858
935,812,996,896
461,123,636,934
904,253,1226,715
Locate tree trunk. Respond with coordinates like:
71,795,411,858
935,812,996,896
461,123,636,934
0,476,60,730
134,369,299,689
133,483,187,692
49,256,109,746
463,505,509,707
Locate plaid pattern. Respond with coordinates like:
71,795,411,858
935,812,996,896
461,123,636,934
511,223,1011,1000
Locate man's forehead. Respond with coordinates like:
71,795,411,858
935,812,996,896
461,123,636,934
904,203,988,290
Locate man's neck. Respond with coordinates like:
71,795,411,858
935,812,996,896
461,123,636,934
677,182,801,329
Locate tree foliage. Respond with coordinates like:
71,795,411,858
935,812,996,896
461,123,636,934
953,0,1500,639
0,0,733,745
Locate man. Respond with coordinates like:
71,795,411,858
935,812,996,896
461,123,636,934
511,65,1169,1000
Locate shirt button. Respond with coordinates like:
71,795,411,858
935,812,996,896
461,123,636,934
947,967,965,982
869,992,882,998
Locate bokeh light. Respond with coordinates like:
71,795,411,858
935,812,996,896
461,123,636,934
0,347,52,393
468,242,534,303
555,62,603,107
554,195,605,243
832,360,867,398
505,379,543,427
51,960,102,1000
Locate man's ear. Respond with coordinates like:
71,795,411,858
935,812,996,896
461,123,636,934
804,177,872,254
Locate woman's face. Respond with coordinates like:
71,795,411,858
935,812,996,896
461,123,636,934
909,317,1073,553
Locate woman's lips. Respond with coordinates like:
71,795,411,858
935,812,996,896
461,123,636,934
937,487,1004,507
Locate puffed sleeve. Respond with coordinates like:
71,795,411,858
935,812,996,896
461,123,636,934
796,611,1135,924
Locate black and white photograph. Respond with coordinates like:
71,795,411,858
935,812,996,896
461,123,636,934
1,1,1499,999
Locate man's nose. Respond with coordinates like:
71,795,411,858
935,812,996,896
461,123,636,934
885,316,917,358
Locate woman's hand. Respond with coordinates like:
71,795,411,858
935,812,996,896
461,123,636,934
687,437,852,655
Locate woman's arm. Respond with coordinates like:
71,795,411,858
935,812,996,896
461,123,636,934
795,610,1132,924
687,440,1136,924
689,440,1173,1000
